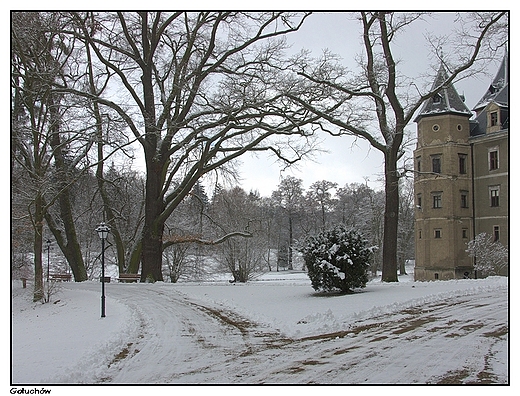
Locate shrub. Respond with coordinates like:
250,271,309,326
466,232,508,276
300,225,372,293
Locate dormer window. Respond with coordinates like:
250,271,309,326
490,111,499,127
433,93,442,104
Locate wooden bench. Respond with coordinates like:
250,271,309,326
50,273,72,282
117,273,141,283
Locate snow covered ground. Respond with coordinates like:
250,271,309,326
10,267,510,390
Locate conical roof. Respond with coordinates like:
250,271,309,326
415,63,472,122
473,52,509,111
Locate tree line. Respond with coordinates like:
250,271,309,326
12,164,415,284
11,12,507,301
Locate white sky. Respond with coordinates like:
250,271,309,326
79,11,508,198
6,10,508,199
235,12,507,196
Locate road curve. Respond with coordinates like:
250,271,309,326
65,283,508,384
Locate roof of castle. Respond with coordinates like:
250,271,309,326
414,63,472,122
473,53,509,111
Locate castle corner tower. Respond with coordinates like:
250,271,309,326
413,64,475,280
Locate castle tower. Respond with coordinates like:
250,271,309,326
413,64,475,281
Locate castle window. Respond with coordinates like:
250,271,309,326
489,149,499,170
432,124,440,132
432,192,442,209
416,156,421,173
490,111,499,127
458,154,467,174
432,156,441,174
434,229,442,239
460,191,469,208
417,193,422,209
493,226,500,242
490,186,500,207
462,228,468,239
418,230,422,239
434,273,439,280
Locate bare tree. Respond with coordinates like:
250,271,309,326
397,177,415,275
334,182,384,275
272,176,306,270
466,233,508,277
306,180,338,231
11,12,106,285
57,12,318,281
287,12,508,281
163,242,191,283
210,187,267,282
11,12,90,298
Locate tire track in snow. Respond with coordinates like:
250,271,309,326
236,288,508,384
67,283,507,384
99,285,293,383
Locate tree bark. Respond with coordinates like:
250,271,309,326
288,215,294,270
140,158,166,281
33,194,44,302
127,241,142,274
381,151,400,282
47,103,87,281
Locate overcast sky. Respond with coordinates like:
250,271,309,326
234,12,505,197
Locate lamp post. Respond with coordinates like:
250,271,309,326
95,222,110,318
46,239,51,284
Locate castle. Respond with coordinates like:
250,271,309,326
413,56,509,281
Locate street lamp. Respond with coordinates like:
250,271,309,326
95,222,110,318
46,239,51,284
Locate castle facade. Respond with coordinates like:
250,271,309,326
413,56,508,281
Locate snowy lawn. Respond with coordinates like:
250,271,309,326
175,271,506,338
11,269,509,387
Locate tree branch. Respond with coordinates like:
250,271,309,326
162,231,253,250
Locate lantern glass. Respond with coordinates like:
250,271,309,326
95,222,110,240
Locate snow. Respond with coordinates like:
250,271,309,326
10,266,511,390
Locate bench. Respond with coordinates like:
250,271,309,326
50,273,72,282
117,273,141,283
99,276,111,283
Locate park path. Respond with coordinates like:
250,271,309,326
66,282,507,384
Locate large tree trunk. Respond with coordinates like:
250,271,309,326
381,152,399,282
33,194,44,302
48,104,87,281
140,160,166,282
138,26,166,281
288,215,294,270
44,210,87,281
127,241,142,274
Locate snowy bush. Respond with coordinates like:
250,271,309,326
466,233,508,276
300,225,372,293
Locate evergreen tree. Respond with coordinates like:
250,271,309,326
300,225,372,293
